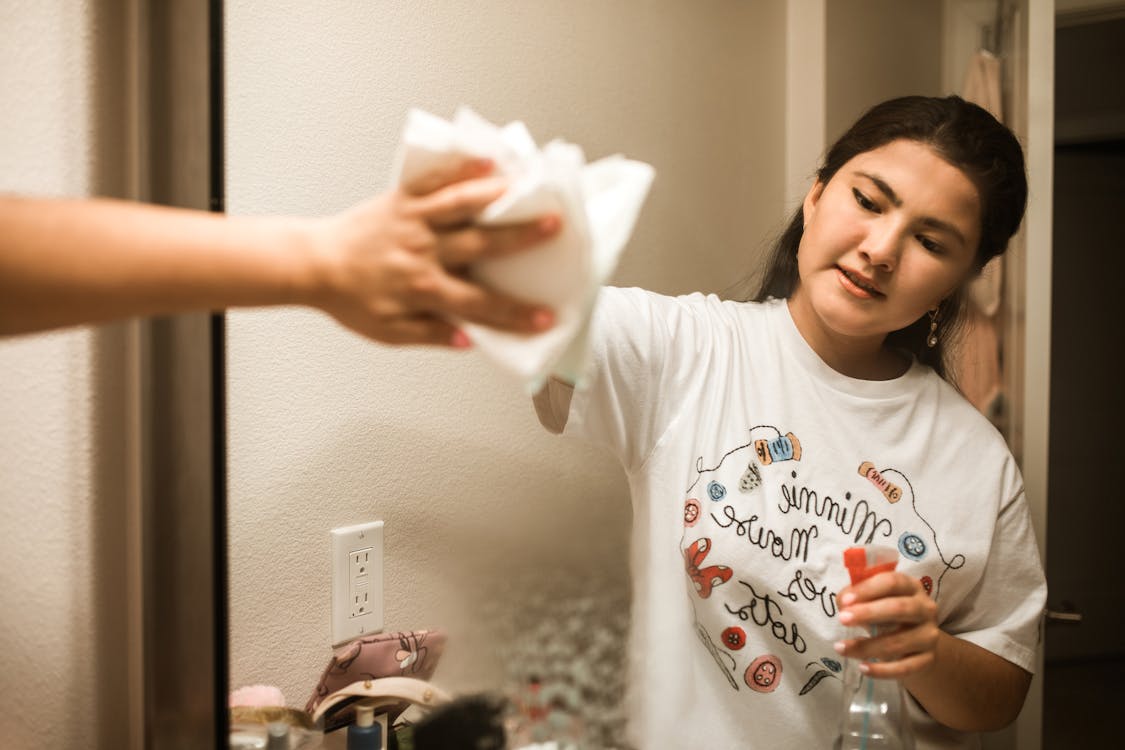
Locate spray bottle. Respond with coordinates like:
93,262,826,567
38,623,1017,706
834,545,916,750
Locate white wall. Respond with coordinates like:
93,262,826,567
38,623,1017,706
0,1,131,747
826,0,946,144
224,0,788,730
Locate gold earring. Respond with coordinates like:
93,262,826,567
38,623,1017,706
926,308,940,348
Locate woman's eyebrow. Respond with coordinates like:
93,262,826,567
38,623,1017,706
920,217,968,248
855,170,968,248
855,171,902,207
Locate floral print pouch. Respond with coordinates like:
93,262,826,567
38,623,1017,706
305,629,446,732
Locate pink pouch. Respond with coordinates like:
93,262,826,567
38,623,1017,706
305,629,447,731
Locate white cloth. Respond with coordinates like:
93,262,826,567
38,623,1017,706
393,107,655,390
537,288,1046,750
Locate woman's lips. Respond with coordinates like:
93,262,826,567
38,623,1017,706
836,266,883,298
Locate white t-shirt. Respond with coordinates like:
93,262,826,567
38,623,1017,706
536,287,1046,750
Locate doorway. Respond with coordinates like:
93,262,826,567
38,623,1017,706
1043,14,1125,748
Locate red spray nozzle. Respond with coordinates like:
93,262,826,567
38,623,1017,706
843,546,898,585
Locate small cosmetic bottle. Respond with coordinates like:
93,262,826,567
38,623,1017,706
347,702,384,750
265,721,289,750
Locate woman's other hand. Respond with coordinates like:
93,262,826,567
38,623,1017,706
834,571,940,679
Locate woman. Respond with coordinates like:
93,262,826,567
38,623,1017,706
534,95,1045,749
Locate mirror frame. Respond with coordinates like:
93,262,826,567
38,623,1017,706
133,1,227,746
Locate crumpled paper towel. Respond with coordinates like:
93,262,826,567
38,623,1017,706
392,107,655,391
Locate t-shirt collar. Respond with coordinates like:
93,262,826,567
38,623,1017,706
766,297,928,399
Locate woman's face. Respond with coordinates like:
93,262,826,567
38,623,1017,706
791,139,981,346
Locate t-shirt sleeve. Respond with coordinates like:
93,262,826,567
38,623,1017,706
942,465,1046,673
533,286,709,472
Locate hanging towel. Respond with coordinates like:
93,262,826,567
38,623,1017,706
958,49,1006,418
961,49,1004,121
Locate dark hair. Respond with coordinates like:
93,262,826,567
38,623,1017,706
747,95,1028,383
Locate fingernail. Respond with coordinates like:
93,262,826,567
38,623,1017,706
833,641,846,654
450,329,473,349
858,663,871,674
531,309,554,330
839,611,854,625
538,214,560,234
841,593,856,606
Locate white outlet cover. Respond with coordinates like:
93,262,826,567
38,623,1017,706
331,520,384,646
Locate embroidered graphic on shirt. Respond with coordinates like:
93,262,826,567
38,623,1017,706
685,424,799,495
712,503,819,563
724,579,808,654
684,537,733,598
775,471,892,547
694,620,739,689
899,531,927,560
740,462,762,493
721,626,747,650
858,461,903,503
682,432,969,705
684,432,818,700
798,657,842,695
858,464,967,599
745,654,783,693
779,567,838,618
684,498,702,527
755,431,802,466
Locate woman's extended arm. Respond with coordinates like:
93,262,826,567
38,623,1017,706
0,158,558,345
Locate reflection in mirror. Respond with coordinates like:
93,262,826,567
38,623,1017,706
227,6,785,741
224,2,1035,749
227,3,785,746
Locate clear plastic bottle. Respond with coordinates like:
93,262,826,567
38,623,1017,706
834,546,916,750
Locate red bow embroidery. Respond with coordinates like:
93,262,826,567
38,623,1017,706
684,537,732,598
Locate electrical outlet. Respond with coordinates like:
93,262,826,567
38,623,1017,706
349,547,374,618
331,521,383,646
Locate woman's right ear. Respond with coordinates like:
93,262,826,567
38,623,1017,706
802,180,826,228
